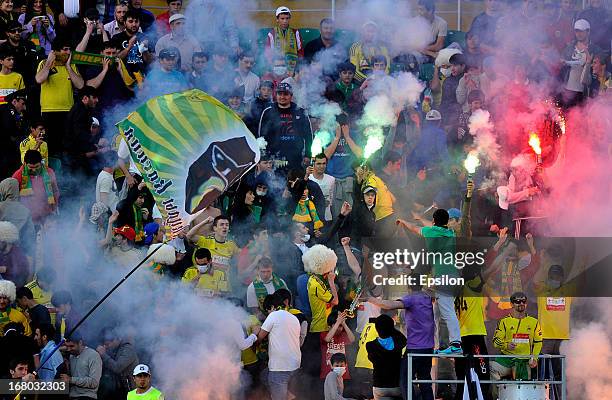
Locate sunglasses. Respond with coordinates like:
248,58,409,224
512,299,527,304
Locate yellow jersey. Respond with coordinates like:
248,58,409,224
355,321,378,369
348,41,390,82
37,61,80,112
307,274,333,333
241,315,260,366
20,136,49,166
363,173,395,221
182,266,229,297
537,295,571,340
0,307,32,337
25,279,56,325
455,278,487,337
0,72,25,104
195,236,239,272
493,314,543,358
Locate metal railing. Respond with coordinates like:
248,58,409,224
406,353,566,400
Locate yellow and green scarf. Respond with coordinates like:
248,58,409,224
273,26,298,74
292,198,323,230
133,205,145,242
20,165,55,205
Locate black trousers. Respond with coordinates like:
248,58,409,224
454,335,492,400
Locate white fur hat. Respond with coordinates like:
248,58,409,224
0,280,16,302
302,245,337,275
147,243,176,265
0,221,19,244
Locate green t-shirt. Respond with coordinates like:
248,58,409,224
127,387,164,400
420,225,458,278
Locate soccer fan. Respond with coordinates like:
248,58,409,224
128,364,165,400
265,6,303,76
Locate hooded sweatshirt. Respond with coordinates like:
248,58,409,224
0,178,35,255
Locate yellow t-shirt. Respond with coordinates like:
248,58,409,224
181,266,229,297
0,72,25,104
37,61,80,112
0,307,32,337
307,274,333,333
355,321,378,369
537,295,572,340
25,279,56,325
455,278,487,337
363,173,395,221
20,136,49,166
241,315,260,366
195,236,239,272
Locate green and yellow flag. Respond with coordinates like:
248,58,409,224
116,89,260,238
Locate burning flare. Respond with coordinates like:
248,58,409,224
363,134,383,160
463,151,480,174
528,132,542,155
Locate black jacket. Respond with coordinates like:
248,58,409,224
0,40,44,85
0,104,25,179
258,103,312,171
366,330,407,388
65,101,96,172
245,97,272,134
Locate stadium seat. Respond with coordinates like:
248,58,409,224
299,28,320,47
419,63,435,82
335,29,357,47
445,30,466,49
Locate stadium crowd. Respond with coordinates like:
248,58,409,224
0,0,609,399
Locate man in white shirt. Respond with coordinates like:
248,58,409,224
154,13,202,72
308,153,335,222
416,0,448,60
104,2,141,38
257,293,301,400
95,151,119,211
234,52,260,103
246,257,288,320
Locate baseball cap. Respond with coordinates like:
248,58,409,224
169,13,185,24
276,82,293,94
275,6,291,17
497,186,509,210
362,20,378,29
363,186,377,194
133,364,150,376
573,19,590,31
5,89,27,103
425,110,442,121
159,48,178,59
114,225,136,242
448,208,461,219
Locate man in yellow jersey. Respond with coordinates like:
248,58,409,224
182,248,229,298
348,21,390,83
187,215,239,291
24,267,57,325
35,39,84,156
491,292,543,397
454,266,492,400
303,245,339,392
536,265,572,383
128,364,164,400
0,49,25,104
354,317,378,399
352,161,396,240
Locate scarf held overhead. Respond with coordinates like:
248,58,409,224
293,198,323,230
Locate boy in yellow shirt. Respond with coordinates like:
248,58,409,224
0,49,25,105
20,120,49,166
